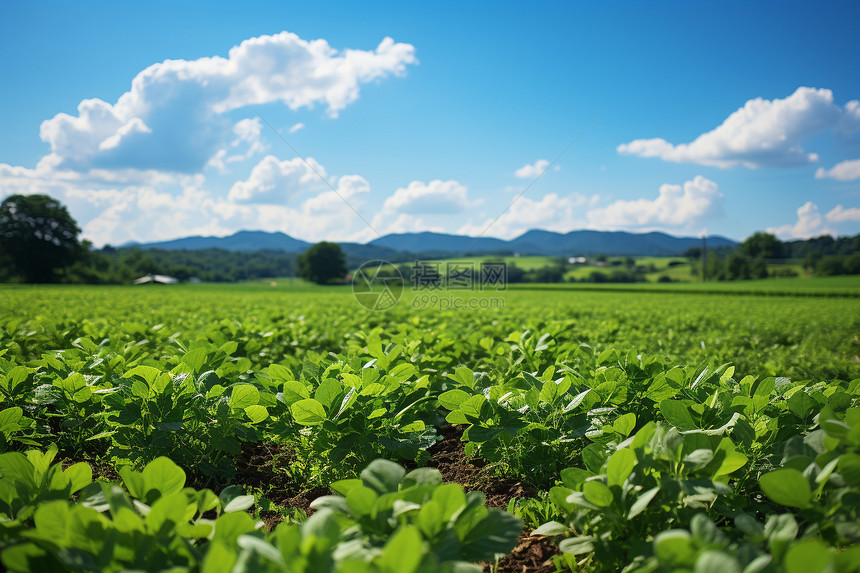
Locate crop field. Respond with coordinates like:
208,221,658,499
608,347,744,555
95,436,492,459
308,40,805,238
1,283,859,572
418,255,812,283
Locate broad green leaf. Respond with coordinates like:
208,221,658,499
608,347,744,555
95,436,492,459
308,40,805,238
714,450,747,477
432,483,467,520
223,494,255,513
361,459,405,494
146,491,189,533
379,525,423,573
439,389,471,411
607,448,636,487
560,467,592,489
0,407,23,433
532,521,568,536
694,551,741,573
627,486,660,519
346,486,378,517
660,399,696,429
839,453,860,487
290,398,327,426
182,348,208,372
229,384,259,409
582,481,613,507
124,365,162,385
268,364,294,382
759,469,811,508
62,462,93,493
558,536,595,555
784,539,834,573
244,404,268,424
614,412,636,437
563,389,591,413
459,510,522,561
141,457,186,500
654,530,696,568
314,378,342,410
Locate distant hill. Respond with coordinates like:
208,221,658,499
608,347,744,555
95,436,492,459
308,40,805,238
368,232,511,254
507,229,736,256
126,228,737,257
125,230,312,253
370,229,736,256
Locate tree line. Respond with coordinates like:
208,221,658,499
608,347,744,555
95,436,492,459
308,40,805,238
1,193,858,284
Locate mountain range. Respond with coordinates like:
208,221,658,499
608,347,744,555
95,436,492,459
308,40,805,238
124,229,736,258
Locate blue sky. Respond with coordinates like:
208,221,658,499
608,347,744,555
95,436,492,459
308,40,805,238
2,0,859,246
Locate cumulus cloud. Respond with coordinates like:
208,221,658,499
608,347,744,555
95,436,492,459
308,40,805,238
587,176,722,230
38,32,416,174
815,158,860,181
458,193,591,239
0,150,377,246
288,122,305,133
381,180,474,215
826,204,860,223
227,155,329,203
767,202,835,239
838,100,860,138
618,87,843,168
514,159,551,178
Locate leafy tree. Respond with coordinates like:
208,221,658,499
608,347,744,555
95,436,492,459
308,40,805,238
817,255,846,276
0,194,81,282
683,247,703,259
532,266,564,283
740,232,784,259
298,242,347,284
803,251,822,271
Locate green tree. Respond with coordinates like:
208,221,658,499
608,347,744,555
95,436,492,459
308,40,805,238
740,232,784,259
298,242,347,284
0,194,82,283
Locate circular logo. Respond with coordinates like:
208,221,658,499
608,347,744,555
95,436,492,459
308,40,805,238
352,260,405,311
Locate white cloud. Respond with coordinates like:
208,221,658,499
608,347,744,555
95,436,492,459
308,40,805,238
826,204,860,223
458,193,590,239
0,31,418,247
381,179,474,215
766,202,837,239
587,176,722,231
838,100,860,137
815,158,860,181
38,32,416,174
227,155,329,203
230,118,266,156
288,122,305,133
0,151,378,246
366,213,446,237
618,87,842,168
514,159,550,178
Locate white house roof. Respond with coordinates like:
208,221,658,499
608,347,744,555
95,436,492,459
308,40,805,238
133,274,179,285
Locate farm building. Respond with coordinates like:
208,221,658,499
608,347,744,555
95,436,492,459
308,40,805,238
133,274,179,285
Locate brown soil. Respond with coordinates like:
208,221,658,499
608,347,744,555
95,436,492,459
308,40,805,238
231,440,330,529
58,426,562,571
487,531,560,573
427,425,561,573
426,424,531,509
61,458,120,483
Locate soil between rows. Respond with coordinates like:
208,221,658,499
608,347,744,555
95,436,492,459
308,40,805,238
59,424,561,572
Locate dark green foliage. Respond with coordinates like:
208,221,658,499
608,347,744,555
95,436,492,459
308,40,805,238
65,247,298,284
298,242,347,284
0,194,82,283
740,232,784,259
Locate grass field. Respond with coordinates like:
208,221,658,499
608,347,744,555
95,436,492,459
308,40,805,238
411,254,815,283
1,281,859,571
